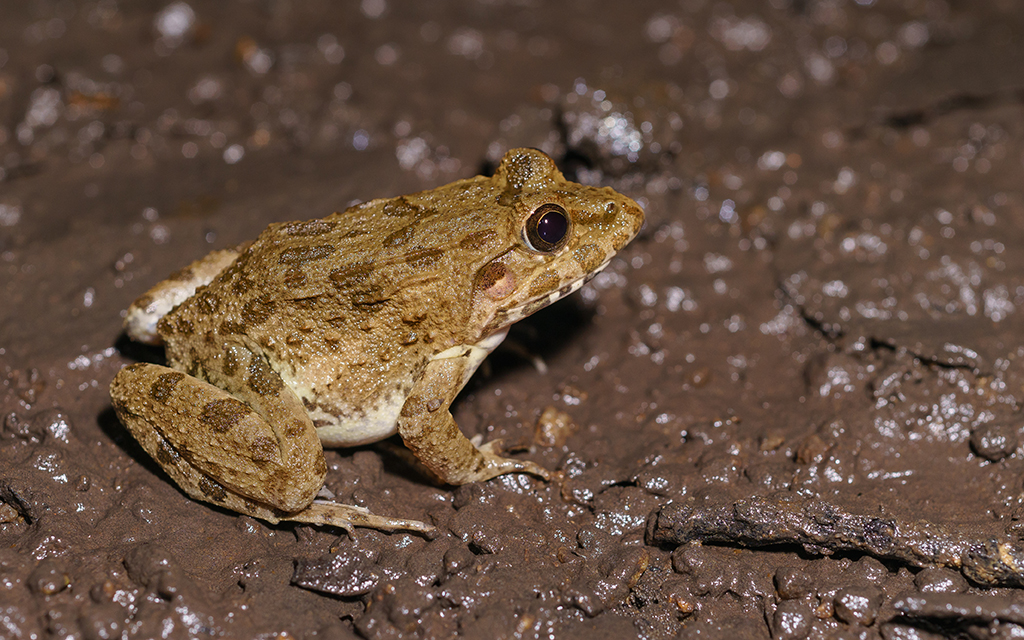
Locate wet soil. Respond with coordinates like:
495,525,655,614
3,1,1024,638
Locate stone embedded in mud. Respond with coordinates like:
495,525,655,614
833,586,882,626
970,420,1019,462
292,550,381,597
914,567,968,594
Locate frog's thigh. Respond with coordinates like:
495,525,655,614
110,361,325,516
397,355,549,485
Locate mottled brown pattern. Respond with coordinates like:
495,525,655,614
573,243,604,274
156,437,179,465
284,420,305,438
329,260,374,288
285,220,336,236
149,371,184,403
383,223,417,247
382,197,418,217
528,271,560,299
198,398,251,432
195,291,220,314
247,358,283,396
404,247,444,269
279,244,336,265
351,286,387,307
241,295,275,326
459,229,497,251
249,436,278,462
218,320,247,335
199,476,227,502
283,269,307,288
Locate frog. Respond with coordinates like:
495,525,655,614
109,147,644,534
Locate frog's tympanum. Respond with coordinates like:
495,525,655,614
110,148,644,533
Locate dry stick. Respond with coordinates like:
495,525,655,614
646,495,1024,588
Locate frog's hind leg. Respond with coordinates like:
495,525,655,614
124,247,244,345
109,356,433,534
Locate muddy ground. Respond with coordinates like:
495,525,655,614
4,1,1024,638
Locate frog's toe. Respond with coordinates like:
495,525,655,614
289,501,436,535
474,443,550,482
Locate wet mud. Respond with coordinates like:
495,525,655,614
4,1,1024,638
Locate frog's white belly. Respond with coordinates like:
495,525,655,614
313,328,509,448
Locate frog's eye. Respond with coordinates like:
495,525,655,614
524,203,570,253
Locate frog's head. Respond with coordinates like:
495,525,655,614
470,148,645,338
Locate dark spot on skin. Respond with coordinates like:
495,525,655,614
219,320,247,335
149,372,184,403
351,286,388,307
284,220,336,236
156,437,179,465
426,398,443,412
199,477,227,502
232,276,253,295
199,398,251,432
573,243,605,274
195,291,220,314
528,271,561,299
404,247,444,269
156,316,174,336
242,295,275,326
283,268,307,288
383,223,417,248
168,266,195,281
344,229,368,239
459,229,497,251
175,317,194,334
279,244,336,265
249,436,278,462
329,260,374,289
247,358,283,397
223,345,240,377
314,456,327,476
382,197,418,217
400,332,417,345
285,420,305,438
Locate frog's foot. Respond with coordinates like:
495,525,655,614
470,439,551,483
282,501,435,535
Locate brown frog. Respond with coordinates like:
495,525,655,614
109,148,644,533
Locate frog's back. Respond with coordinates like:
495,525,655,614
156,175,513,413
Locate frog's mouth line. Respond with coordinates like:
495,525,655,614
492,258,612,329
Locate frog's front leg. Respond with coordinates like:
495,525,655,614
397,350,550,485
109,343,432,534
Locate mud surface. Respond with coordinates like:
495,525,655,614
4,1,1024,638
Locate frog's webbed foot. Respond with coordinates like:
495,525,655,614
281,502,435,535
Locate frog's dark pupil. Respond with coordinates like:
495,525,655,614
526,204,570,252
537,211,567,245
